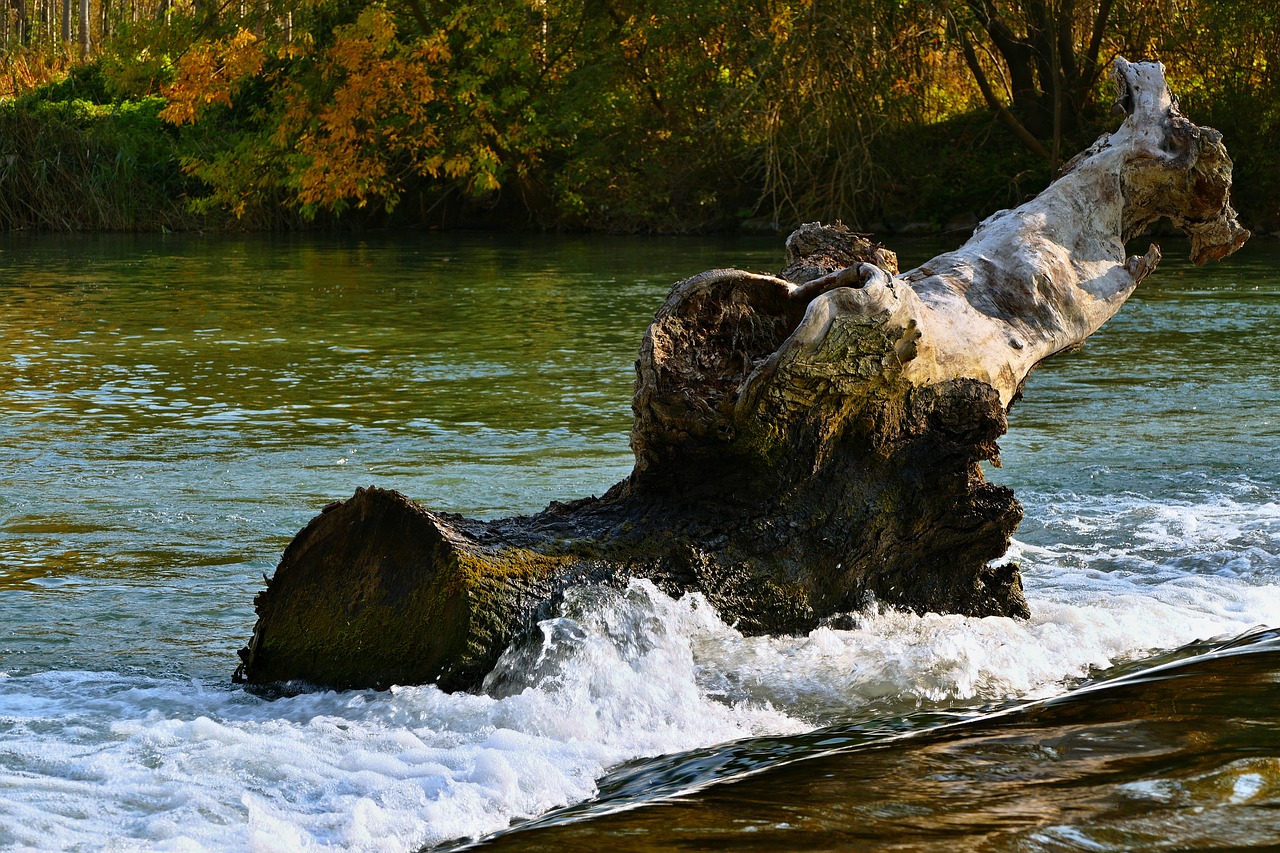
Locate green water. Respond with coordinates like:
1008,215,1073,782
1,231,1279,852
0,233,780,680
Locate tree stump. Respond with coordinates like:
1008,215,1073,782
235,59,1248,692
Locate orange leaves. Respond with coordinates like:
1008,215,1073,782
154,1,557,221
160,6,466,218
276,8,452,212
159,29,267,126
1,51,71,99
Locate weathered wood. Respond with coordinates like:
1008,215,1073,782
235,59,1248,692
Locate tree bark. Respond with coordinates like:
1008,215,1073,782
11,0,29,46
235,59,1249,694
77,0,89,58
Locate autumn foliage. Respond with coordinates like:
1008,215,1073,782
158,13,441,217
2,0,1278,232
155,2,559,223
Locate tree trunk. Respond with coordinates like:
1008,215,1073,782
77,0,89,58
234,59,1249,694
957,0,1116,156
11,0,29,46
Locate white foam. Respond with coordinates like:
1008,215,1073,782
0,584,801,852
667,491,1280,721
1,490,1276,850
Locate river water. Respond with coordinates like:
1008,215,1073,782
0,232,1277,851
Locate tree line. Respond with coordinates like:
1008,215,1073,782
0,0,1276,234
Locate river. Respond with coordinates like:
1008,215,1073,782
1,232,1278,850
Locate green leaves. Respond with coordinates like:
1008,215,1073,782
15,0,1273,232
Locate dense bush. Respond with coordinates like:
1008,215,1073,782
0,88,200,230
1,0,1276,234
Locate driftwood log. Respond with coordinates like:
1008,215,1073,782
234,59,1248,692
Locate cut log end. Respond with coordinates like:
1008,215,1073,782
234,487,589,692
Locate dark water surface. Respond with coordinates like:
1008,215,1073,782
470,630,1280,851
1,232,1278,851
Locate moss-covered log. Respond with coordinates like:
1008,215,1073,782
235,59,1248,692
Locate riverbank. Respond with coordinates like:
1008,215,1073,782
3,60,1277,238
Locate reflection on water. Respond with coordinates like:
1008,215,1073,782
0,233,778,669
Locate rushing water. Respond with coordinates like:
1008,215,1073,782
0,232,1278,851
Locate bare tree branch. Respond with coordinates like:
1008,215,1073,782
955,21,1053,161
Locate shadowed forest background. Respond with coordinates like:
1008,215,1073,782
0,0,1275,235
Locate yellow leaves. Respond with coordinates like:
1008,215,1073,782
767,4,796,43
159,28,266,126
161,3,532,220
224,29,268,77
277,40,310,61
472,167,500,193
329,7,400,72
443,155,472,179
273,8,456,212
